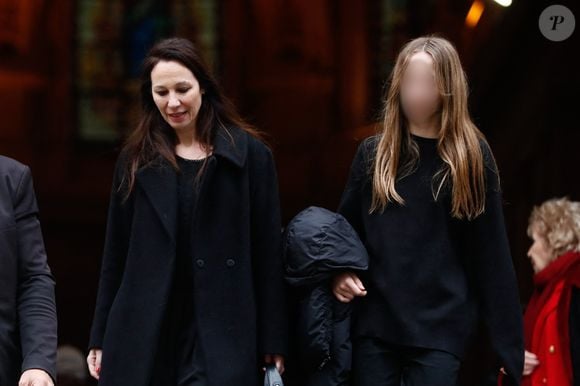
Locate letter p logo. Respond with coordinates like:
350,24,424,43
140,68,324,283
550,15,565,30
539,5,575,41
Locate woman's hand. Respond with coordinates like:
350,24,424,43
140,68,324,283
332,272,367,303
264,354,285,375
87,348,103,380
523,350,540,376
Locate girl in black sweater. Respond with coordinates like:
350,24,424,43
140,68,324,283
334,36,524,386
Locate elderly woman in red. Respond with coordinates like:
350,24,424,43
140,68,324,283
519,197,580,386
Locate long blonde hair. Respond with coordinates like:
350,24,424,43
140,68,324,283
371,36,489,220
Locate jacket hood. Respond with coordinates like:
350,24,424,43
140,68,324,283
283,206,369,286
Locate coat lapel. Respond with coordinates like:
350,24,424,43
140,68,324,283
136,161,178,242
134,126,249,241
212,125,248,168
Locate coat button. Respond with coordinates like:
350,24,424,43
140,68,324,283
196,259,205,268
549,345,555,354
542,378,547,384
226,258,236,267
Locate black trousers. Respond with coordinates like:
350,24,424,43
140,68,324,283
353,336,461,386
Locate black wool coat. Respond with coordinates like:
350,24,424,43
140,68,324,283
88,126,288,386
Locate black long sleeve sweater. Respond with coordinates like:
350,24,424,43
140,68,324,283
338,134,524,384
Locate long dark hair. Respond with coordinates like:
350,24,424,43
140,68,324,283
120,37,261,199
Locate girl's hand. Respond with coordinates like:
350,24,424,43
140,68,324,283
264,354,285,375
332,272,367,303
523,350,540,376
87,348,102,380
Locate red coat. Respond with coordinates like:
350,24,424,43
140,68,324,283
522,251,580,386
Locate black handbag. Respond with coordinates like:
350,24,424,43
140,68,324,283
264,364,284,386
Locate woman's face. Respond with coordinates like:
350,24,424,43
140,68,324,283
150,60,203,134
400,51,441,125
527,227,555,273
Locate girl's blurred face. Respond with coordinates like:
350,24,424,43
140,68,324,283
527,227,554,273
400,51,441,124
151,60,203,133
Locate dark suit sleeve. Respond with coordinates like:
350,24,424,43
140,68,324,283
571,286,580,386
88,157,133,349
249,142,289,357
466,144,524,386
14,166,57,382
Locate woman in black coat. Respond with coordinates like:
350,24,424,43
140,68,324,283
86,37,287,386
